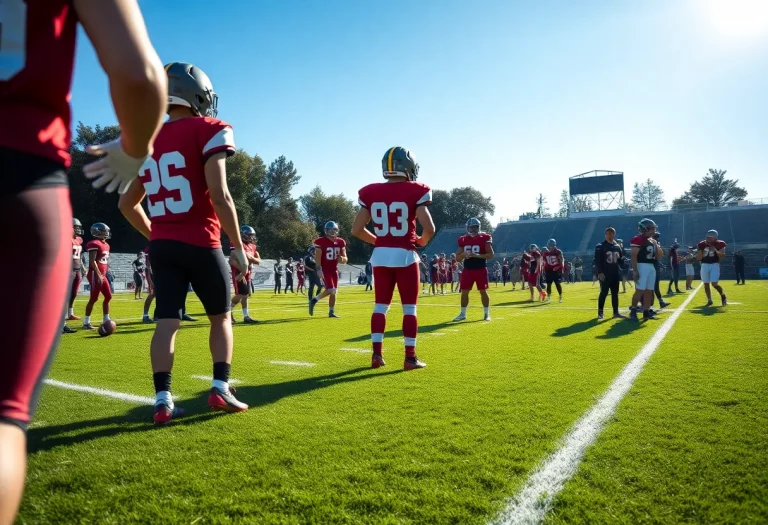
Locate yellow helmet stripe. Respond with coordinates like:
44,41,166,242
164,63,174,72
387,147,396,172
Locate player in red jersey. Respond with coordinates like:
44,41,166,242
453,218,494,321
309,221,348,318
526,245,547,301
82,223,113,329
520,251,531,290
542,238,564,303
230,225,261,323
697,229,727,307
64,218,86,332
352,146,435,370
0,0,167,521
119,62,250,425
628,218,663,321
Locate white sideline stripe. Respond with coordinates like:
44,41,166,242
43,379,155,405
493,284,702,525
430,332,447,336
340,347,370,353
269,360,315,367
190,375,241,385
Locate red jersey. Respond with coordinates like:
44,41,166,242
521,253,531,272
630,235,656,264
457,233,493,270
315,236,346,269
296,263,305,278
229,241,257,278
72,236,83,270
139,117,236,248
542,248,563,271
528,250,542,273
697,239,727,264
85,239,110,276
357,181,432,250
0,0,78,166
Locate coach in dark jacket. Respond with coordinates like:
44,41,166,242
734,251,746,284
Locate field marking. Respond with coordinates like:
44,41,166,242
493,284,702,525
430,332,447,336
44,379,156,405
190,375,241,385
269,360,316,367
340,347,370,353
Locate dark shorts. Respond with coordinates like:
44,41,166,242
0,148,71,430
134,271,144,287
149,239,231,319
545,270,562,284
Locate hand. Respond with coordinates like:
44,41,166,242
83,138,150,194
231,247,248,275
236,272,247,283
598,272,605,282
95,274,104,288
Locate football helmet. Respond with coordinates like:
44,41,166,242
466,217,481,236
547,238,557,250
308,244,317,254
616,238,623,245
324,221,339,238
382,147,419,181
73,218,83,236
652,231,660,240
90,222,111,240
165,62,218,118
240,225,256,243
706,229,718,242
637,218,657,236
529,244,539,251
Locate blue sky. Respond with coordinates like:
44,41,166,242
71,0,768,223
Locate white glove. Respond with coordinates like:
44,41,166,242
83,138,149,194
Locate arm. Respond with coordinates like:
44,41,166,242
250,250,261,265
88,250,103,284
339,247,348,265
352,208,376,245
631,247,640,278
205,153,247,273
415,206,435,246
696,247,704,261
716,245,726,260
314,247,324,281
75,0,166,159
594,245,604,277
118,180,151,239
475,242,495,260
455,247,466,263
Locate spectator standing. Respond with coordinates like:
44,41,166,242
685,249,697,290
132,252,146,300
285,259,295,293
574,257,584,282
734,250,746,285
273,258,284,294
365,261,373,291
667,242,681,294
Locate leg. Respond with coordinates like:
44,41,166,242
396,263,422,366
101,279,113,321
597,279,609,314
610,277,621,315
555,280,563,297
371,266,396,362
0,184,71,524
84,273,100,320
68,271,82,318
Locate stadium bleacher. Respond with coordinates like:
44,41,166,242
424,206,768,279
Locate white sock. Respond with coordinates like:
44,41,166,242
242,308,249,317
103,314,110,322
143,310,149,317
155,390,173,409
460,307,467,315
484,307,490,316
84,315,90,325
68,308,74,316
212,379,229,392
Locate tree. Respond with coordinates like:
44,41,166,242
572,195,594,213
672,169,747,210
428,187,495,233
252,155,300,214
252,206,316,259
226,149,265,227
556,190,569,218
536,193,551,218
630,179,666,211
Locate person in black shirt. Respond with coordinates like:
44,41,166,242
667,242,682,294
649,232,671,310
284,259,294,293
132,252,146,300
273,258,284,294
734,250,746,284
594,227,626,319
304,245,323,300
364,261,373,291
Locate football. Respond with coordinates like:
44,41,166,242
98,320,117,337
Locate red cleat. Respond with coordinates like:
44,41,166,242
404,356,427,371
208,386,248,413
67,314,81,321
154,403,183,426
371,354,386,369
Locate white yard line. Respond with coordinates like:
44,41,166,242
190,375,241,385
340,347,371,353
269,360,316,367
43,379,156,405
492,284,702,525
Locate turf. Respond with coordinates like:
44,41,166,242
18,279,768,524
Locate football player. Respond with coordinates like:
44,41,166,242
684,248,696,290
304,244,323,299
0,0,167,522
526,244,547,302
453,218,494,321
230,225,261,324
649,231,671,310
430,255,439,295
64,218,86,333
296,258,306,294
594,227,626,319
352,146,435,370
697,229,727,306
667,240,682,294
141,246,156,323
629,218,663,321
520,250,531,290
132,251,146,300
542,238,564,302
309,221,348,318
118,62,250,424
83,223,113,330
616,239,633,293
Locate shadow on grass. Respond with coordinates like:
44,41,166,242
86,317,310,337
689,305,721,317
552,318,600,338
344,321,458,343
595,318,647,339
29,366,396,453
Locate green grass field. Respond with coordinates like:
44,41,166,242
19,279,768,524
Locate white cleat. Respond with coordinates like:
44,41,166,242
483,314,491,322
559,296,563,303
453,314,467,322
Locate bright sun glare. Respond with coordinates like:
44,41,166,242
699,0,768,41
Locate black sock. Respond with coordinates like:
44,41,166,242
153,372,172,394
213,362,231,383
